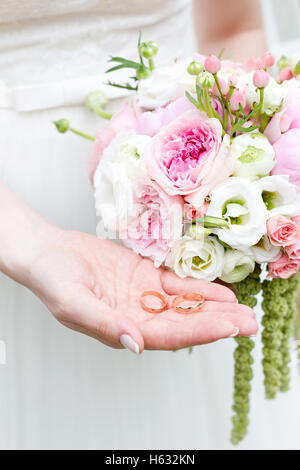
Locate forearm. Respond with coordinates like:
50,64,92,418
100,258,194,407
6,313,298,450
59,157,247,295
0,183,61,285
194,0,266,64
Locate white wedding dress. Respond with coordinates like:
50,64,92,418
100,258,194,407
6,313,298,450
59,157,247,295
0,0,300,450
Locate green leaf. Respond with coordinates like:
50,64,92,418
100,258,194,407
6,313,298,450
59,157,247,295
108,56,140,69
105,64,126,74
106,80,137,91
185,90,202,111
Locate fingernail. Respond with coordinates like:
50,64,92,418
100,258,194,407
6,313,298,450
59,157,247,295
120,334,140,355
229,327,239,337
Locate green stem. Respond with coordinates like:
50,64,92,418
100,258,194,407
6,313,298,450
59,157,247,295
148,58,155,71
70,128,95,141
203,90,226,135
95,108,112,120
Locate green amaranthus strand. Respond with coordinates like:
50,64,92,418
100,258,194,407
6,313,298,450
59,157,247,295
279,276,299,392
261,277,296,399
231,265,262,445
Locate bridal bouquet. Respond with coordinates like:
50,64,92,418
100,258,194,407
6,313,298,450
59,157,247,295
54,41,300,444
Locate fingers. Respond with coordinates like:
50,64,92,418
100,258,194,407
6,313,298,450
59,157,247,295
140,310,258,350
58,286,144,354
161,271,237,303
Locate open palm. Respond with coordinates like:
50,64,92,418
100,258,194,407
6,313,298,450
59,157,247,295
27,231,257,353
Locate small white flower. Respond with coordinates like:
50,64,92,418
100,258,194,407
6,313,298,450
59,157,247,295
206,177,267,249
251,235,281,264
165,236,224,281
220,249,255,283
230,133,276,181
240,72,287,116
94,133,150,230
137,57,196,109
254,175,300,218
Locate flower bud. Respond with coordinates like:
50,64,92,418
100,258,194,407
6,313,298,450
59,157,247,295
261,52,275,69
53,119,69,133
279,66,293,82
139,41,158,59
293,60,300,77
85,90,108,113
136,65,151,80
204,55,221,74
253,70,270,88
187,60,204,76
196,71,214,89
277,55,289,70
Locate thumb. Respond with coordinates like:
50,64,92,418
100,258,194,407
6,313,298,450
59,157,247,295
64,287,144,354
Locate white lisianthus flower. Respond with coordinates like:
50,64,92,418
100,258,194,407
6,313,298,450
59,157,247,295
206,177,267,249
254,175,300,218
251,235,281,264
289,53,300,74
137,57,196,109
220,248,255,283
165,236,224,281
230,133,276,181
240,73,287,116
94,133,150,230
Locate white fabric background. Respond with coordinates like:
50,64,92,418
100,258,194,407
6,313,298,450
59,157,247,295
0,0,300,450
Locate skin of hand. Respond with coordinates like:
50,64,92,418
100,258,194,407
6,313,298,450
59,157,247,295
194,0,267,63
22,230,258,354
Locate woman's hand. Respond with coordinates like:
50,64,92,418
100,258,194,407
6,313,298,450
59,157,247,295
0,183,257,354
23,231,258,354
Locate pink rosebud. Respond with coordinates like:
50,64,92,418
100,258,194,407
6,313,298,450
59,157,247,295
280,112,292,133
253,70,270,88
229,74,238,87
286,240,300,260
230,86,247,112
247,56,263,71
267,215,299,246
261,51,275,68
268,253,300,279
205,55,221,74
279,66,293,82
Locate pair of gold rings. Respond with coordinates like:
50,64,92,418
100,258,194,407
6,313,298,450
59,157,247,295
140,290,205,314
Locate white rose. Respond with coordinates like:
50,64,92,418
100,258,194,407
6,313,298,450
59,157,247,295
165,236,224,281
220,248,255,283
206,177,267,249
94,133,150,230
240,72,287,116
254,175,300,218
230,133,276,181
251,235,281,264
137,57,196,109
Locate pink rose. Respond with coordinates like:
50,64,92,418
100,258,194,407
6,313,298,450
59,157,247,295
89,100,138,182
267,215,298,246
122,181,183,267
286,240,300,260
267,253,300,279
145,109,233,206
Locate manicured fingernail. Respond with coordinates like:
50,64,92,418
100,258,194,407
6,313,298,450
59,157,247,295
230,327,239,337
120,334,140,355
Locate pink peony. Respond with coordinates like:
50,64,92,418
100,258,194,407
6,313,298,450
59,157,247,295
89,101,138,182
122,181,183,267
265,79,300,188
267,253,300,279
267,215,298,246
145,109,233,206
